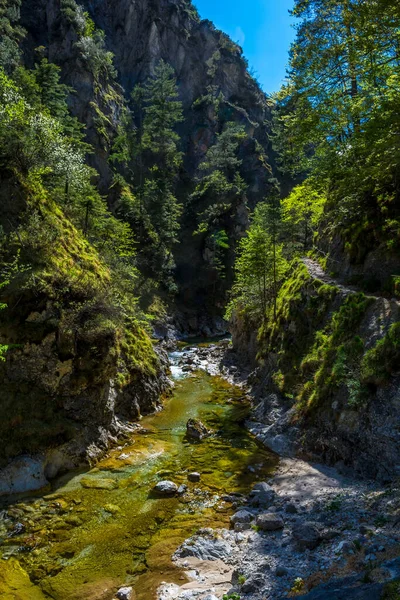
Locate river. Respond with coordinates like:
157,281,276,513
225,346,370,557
0,343,277,600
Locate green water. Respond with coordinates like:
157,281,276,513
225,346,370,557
0,356,278,600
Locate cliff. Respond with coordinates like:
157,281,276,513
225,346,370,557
232,259,400,482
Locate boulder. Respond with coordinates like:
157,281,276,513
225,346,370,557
256,513,284,531
176,536,232,561
187,472,201,482
242,574,265,593
153,481,178,496
249,482,276,507
292,522,321,550
230,509,253,525
186,419,211,441
0,456,49,496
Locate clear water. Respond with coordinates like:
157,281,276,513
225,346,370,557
0,347,277,600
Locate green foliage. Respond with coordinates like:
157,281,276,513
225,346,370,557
199,123,246,176
118,61,184,292
0,63,159,381
192,122,248,289
282,181,326,252
326,494,343,512
383,581,400,599
142,61,183,164
361,323,400,385
226,202,288,321
0,0,25,73
0,69,88,190
291,577,305,594
237,574,247,585
76,30,117,82
0,250,23,361
223,594,241,600
274,0,400,257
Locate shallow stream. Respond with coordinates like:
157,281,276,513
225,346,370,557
0,345,277,600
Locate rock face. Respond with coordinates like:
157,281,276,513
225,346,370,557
233,260,400,482
175,532,232,561
0,457,49,496
0,289,171,487
19,0,279,324
186,418,211,441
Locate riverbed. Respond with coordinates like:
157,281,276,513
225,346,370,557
0,344,278,600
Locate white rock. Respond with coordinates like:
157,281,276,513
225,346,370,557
116,587,133,600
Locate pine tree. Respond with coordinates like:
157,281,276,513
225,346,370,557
126,61,184,291
0,0,24,73
226,202,288,322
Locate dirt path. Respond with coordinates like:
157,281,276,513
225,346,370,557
302,257,400,307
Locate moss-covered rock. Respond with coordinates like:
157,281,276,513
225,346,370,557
233,261,400,481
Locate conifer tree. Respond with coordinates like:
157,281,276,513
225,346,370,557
191,122,247,287
125,61,184,291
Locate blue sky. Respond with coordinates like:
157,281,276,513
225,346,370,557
194,0,296,94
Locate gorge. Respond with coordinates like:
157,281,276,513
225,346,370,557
1,0,400,599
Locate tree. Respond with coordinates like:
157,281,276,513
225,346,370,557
226,203,288,322
124,61,184,290
274,0,400,257
0,0,24,73
191,122,248,286
282,181,326,252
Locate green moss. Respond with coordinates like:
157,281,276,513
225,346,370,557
298,293,373,411
361,322,400,385
258,261,338,396
0,370,277,600
257,260,380,414
383,581,400,599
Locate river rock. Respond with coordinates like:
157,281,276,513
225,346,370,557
80,478,118,491
186,419,211,441
292,522,321,550
116,587,133,600
249,482,276,507
242,573,265,593
230,509,253,525
176,535,232,561
187,472,201,482
153,481,178,496
256,513,284,531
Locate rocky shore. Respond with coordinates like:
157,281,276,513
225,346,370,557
155,341,400,600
